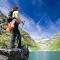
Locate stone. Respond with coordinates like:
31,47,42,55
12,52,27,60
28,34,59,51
0,47,29,60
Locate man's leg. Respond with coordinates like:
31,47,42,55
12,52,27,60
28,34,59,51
17,30,21,48
10,33,16,48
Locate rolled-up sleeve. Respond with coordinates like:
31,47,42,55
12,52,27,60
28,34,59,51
13,11,19,18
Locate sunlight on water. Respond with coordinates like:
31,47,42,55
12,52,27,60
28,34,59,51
29,51,60,60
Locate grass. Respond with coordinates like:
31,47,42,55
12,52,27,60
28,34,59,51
0,31,38,51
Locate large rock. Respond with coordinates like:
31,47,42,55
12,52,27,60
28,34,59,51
0,47,29,60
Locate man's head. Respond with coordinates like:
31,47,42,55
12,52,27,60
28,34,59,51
13,6,19,11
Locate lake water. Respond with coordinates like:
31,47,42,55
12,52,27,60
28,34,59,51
28,51,60,60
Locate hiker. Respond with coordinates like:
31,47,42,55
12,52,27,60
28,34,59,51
9,6,22,48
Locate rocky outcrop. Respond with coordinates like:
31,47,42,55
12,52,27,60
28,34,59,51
0,47,29,60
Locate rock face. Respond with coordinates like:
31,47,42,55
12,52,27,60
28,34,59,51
0,47,29,60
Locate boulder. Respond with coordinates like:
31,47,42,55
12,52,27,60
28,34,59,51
0,47,29,60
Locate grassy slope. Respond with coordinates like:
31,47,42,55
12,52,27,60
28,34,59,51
38,33,60,51
0,31,38,50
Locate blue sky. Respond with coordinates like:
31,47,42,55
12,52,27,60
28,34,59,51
0,0,60,40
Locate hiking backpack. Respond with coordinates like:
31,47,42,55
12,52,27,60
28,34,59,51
7,10,15,23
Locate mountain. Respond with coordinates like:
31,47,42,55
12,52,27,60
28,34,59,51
38,32,60,51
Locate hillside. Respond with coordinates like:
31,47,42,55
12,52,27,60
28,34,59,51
38,33,60,51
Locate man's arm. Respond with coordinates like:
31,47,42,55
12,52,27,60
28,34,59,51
14,11,21,24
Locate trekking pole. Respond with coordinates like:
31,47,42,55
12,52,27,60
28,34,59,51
18,21,25,45
19,21,25,34
21,21,25,29
19,21,29,48
20,21,29,48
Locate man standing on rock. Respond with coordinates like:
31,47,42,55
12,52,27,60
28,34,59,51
10,6,22,48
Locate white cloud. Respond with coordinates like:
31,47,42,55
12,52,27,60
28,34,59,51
56,18,60,25
55,18,60,30
19,14,44,40
0,0,12,16
0,0,11,9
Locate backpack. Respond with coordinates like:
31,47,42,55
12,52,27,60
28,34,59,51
6,22,14,32
7,10,14,23
6,10,15,32
8,10,13,17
